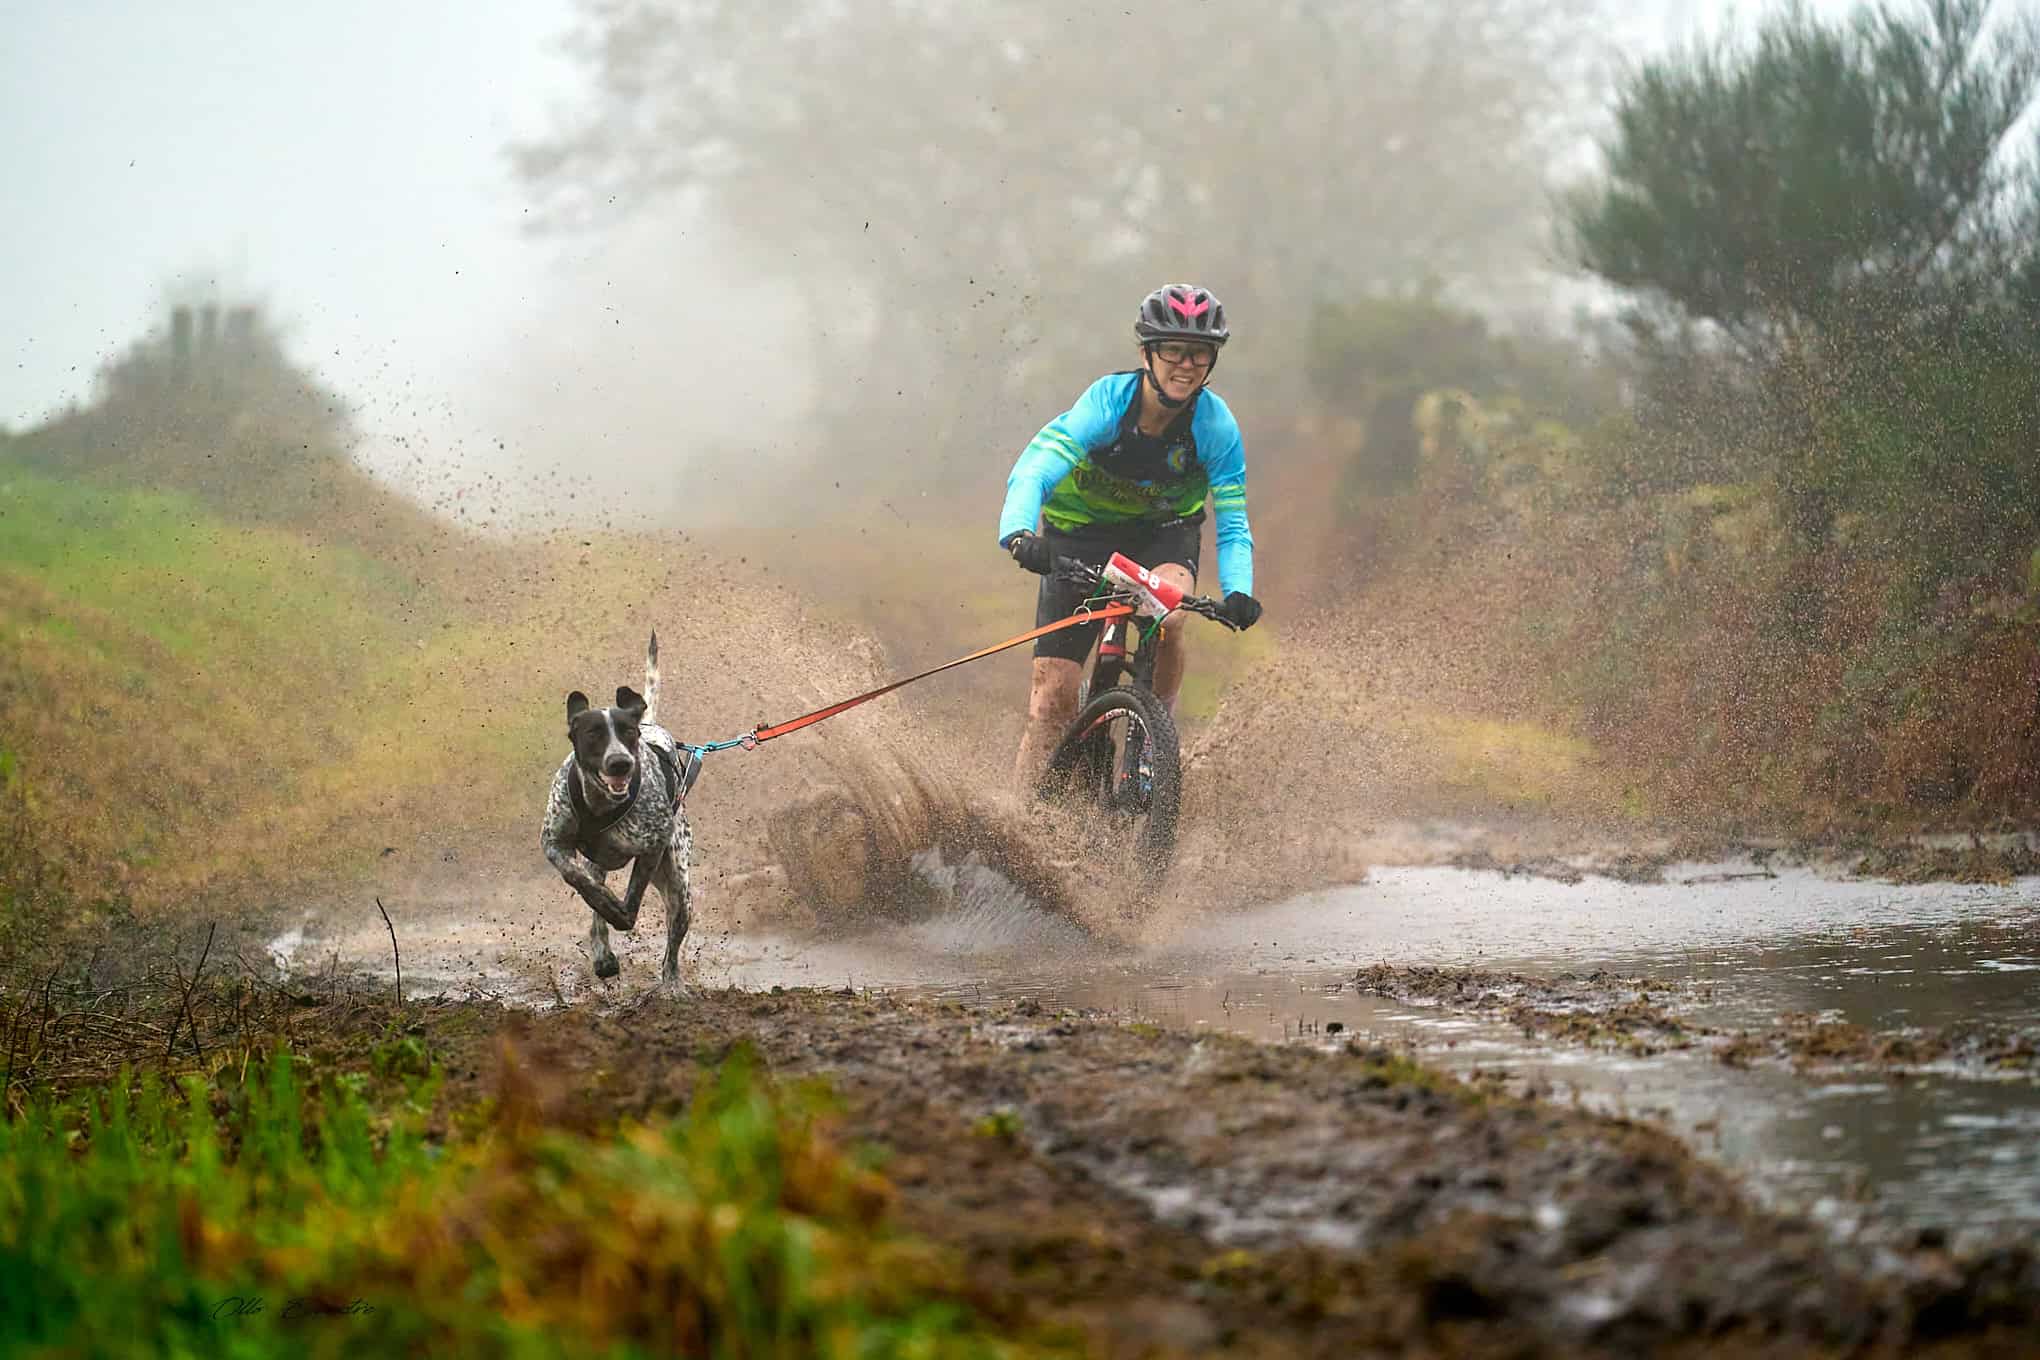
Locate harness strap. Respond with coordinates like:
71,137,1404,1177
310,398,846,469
569,742,687,860
568,764,639,853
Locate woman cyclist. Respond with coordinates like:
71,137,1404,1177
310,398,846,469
997,283,1262,789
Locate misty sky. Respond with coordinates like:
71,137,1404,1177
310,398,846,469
0,0,1923,480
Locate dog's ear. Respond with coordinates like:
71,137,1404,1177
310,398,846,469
567,691,591,723
614,685,647,717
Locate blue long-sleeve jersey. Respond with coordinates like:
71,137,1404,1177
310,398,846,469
996,372,1254,597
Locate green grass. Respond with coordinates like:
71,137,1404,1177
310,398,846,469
0,1044,1060,1360
1352,1048,1477,1101
0,459,461,891
0,458,429,671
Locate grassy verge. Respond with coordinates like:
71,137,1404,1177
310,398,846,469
0,458,447,892
0,1000,1061,1360
0,465,712,904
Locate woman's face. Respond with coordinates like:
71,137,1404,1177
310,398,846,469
1145,341,1215,403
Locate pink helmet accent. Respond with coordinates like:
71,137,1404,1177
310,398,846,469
1135,284,1229,346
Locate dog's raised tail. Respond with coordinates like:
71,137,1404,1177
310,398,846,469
644,630,661,726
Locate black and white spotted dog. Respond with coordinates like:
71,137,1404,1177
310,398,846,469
541,632,700,985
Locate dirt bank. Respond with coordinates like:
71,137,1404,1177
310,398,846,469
354,984,2037,1358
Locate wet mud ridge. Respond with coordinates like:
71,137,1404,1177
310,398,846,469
422,988,2038,1357
1354,964,2040,1075
1440,835,2040,888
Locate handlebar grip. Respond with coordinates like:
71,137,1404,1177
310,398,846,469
1051,556,1096,581
1179,596,1241,629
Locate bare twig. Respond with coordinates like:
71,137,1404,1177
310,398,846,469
1,991,21,1105
375,897,404,1007
166,922,217,1062
36,971,56,1070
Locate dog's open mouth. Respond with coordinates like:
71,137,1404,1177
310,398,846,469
602,771,633,797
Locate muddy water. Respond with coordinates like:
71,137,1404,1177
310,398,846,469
295,854,2039,1244
699,857,2040,1244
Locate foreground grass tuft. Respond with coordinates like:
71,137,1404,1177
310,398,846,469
0,1040,1059,1359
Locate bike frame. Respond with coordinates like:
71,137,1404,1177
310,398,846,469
1083,605,1164,702
1088,607,1172,816
1038,555,1235,868
1065,552,1207,703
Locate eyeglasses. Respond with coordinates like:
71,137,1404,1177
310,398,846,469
1151,343,1216,370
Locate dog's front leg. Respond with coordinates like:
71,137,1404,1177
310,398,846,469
588,913,618,979
544,840,635,930
619,851,659,930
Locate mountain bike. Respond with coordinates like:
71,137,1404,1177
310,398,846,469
1034,552,1243,880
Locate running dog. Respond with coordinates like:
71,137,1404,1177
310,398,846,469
541,632,700,984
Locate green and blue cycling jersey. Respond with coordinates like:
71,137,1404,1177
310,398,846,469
996,371,1254,596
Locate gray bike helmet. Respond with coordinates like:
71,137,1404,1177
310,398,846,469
1133,284,1230,347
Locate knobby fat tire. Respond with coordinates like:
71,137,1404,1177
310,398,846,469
1039,684,1184,878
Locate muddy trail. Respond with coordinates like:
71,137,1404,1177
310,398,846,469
286,831,2040,1251
326,984,2033,1358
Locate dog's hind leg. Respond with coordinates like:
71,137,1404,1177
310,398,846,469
657,820,694,987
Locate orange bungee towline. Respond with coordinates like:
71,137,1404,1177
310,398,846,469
677,602,1137,756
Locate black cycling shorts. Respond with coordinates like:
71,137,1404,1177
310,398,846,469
1031,516,1202,663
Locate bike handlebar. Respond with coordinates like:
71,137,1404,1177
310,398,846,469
1050,557,1243,631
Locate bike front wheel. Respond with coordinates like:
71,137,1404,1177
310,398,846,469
1037,685,1183,881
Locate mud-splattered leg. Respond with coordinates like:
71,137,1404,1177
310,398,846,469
586,861,620,979
546,839,634,930
658,820,694,987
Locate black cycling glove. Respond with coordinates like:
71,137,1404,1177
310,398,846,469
1006,531,1054,575
1218,592,1263,630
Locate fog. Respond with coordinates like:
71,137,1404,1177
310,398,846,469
3,0,806,526
3,0,1884,529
